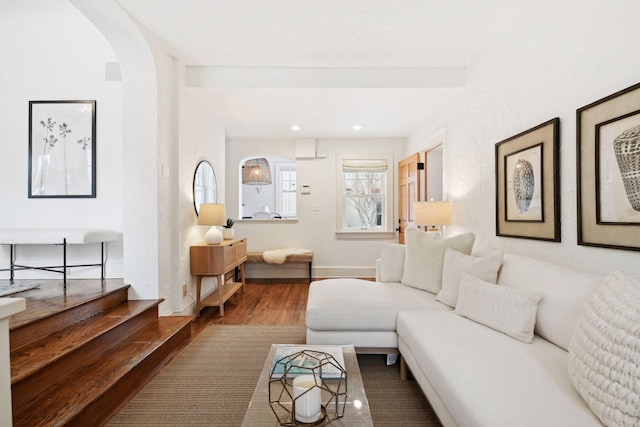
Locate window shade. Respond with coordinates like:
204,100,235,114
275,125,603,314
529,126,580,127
342,159,388,172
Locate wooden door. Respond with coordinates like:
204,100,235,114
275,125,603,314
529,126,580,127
398,153,420,244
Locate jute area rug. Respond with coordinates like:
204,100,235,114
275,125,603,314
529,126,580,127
107,325,441,426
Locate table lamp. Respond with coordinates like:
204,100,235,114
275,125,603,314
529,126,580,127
414,200,452,236
198,203,226,244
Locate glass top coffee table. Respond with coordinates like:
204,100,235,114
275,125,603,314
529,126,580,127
242,344,373,426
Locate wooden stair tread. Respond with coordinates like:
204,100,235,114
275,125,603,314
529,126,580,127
12,315,192,427
11,299,162,384
10,282,131,329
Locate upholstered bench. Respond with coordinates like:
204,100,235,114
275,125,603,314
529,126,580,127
245,249,313,282
0,228,120,287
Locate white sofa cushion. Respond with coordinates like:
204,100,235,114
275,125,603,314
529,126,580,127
497,253,602,351
400,229,475,293
568,271,640,427
397,310,603,427
305,278,450,332
306,330,399,349
378,244,406,282
436,248,503,308
455,274,543,343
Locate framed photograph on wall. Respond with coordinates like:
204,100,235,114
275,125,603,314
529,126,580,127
578,82,640,251
28,100,96,198
495,118,560,241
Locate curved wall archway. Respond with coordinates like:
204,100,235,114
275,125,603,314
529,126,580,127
70,0,163,301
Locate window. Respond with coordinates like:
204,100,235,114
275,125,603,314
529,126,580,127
276,162,296,218
336,154,394,237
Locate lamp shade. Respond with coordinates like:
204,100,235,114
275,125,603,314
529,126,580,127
242,158,272,185
197,203,226,226
198,203,226,244
414,201,452,226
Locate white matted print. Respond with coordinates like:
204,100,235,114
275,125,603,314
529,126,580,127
597,110,640,224
29,100,96,198
505,144,543,221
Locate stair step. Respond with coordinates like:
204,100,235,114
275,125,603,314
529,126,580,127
11,299,162,384
10,285,130,352
12,315,192,427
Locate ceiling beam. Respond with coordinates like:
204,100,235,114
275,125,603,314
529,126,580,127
186,66,466,88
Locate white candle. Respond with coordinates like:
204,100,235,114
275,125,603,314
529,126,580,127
292,374,322,423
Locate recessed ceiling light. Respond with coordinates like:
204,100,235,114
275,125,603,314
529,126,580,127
291,125,301,131
353,124,363,130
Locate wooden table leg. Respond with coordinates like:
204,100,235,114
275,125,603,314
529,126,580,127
217,274,225,316
239,262,246,292
195,276,203,317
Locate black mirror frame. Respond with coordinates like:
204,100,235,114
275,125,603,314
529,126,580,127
193,160,217,216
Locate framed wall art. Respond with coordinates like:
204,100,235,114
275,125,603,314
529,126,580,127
495,118,560,241
577,82,640,251
28,100,96,198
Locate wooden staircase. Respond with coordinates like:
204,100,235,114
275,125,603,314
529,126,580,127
8,282,192,426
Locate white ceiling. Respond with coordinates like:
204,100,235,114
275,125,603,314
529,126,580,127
116,0,536,139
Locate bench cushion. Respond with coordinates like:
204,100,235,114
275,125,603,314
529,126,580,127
246,249,312,264
0,228,119,244
306,278,450,332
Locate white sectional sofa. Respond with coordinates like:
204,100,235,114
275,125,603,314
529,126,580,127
306,231,640,426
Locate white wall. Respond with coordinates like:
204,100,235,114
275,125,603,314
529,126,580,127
176,88,227,314
408,0,640,279
0,0,124,278
227,138,405,278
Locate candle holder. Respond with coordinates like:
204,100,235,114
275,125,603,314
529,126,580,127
268,349,347,426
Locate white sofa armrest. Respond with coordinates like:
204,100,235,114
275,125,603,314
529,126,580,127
376,258,382,282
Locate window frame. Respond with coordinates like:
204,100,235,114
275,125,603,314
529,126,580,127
335,154,395,239
275,161,297,218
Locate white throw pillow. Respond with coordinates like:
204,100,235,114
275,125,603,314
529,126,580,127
455,274,542,343
568,271,640,427
400,229,475,293
379,244,406,282
436,248,503,308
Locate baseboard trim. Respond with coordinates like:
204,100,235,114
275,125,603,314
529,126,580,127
244,264,375,280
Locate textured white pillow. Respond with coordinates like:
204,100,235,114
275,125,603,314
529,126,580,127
455,274,543,343
436,248,503,308
568,271,640,427
379,244,406,282
400,229,475,293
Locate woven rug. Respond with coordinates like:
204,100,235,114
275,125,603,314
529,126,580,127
0,283,39,297
107,324,440,426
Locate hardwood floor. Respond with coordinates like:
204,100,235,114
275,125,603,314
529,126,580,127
190,278,310,336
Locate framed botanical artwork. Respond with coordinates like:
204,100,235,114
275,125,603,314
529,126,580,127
28,100,96,198
495,118,560,241
577,82,640,251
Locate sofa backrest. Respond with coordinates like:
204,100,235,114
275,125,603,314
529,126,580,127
497,253,603,351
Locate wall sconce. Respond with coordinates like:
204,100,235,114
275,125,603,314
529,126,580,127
197,203,226,244
414,200,452,236
242,158,272,193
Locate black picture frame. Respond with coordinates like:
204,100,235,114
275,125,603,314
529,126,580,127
577,82,640,251
495,118,560,241
28,100,96,198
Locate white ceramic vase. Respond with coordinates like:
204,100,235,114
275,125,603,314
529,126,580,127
222,228,234,240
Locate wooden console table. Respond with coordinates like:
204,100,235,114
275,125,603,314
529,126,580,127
190,237,247,317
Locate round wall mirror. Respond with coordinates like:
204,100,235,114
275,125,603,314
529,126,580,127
193,160,217,215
